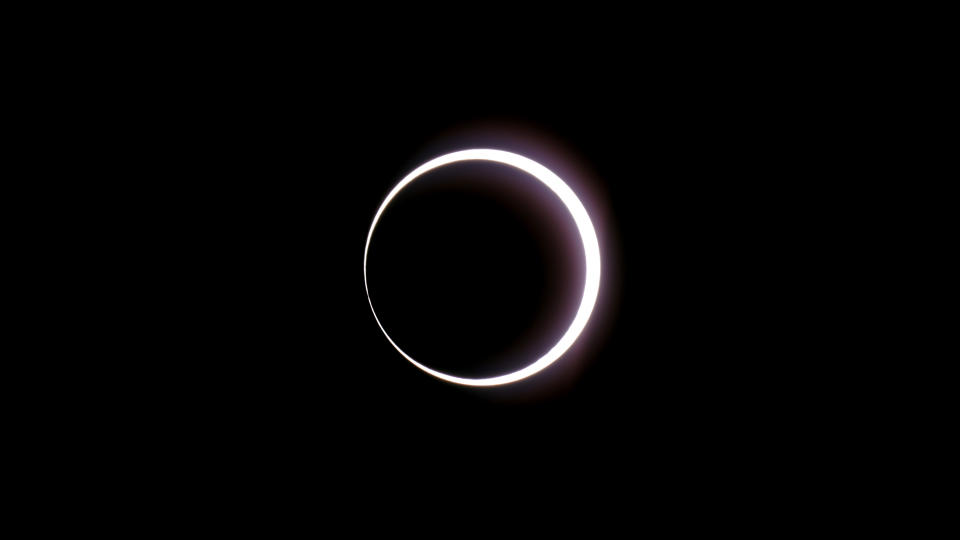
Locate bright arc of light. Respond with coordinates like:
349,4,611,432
363,149,601,387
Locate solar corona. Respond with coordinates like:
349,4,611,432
364,149,601,386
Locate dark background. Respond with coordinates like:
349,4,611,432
153,80,813,459
4,5,916,527
88,18,861,502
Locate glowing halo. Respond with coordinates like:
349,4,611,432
363,149,601,387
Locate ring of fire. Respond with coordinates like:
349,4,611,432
364,149,601,386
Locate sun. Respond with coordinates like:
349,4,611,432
364,149,601,386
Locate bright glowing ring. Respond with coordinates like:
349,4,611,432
364,149,601,387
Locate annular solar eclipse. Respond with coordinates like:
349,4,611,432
364,149,601,386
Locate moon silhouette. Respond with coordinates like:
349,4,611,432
364,149,601,386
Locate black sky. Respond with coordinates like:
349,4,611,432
103,19,857,504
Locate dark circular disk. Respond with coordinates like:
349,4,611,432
366,160,585,380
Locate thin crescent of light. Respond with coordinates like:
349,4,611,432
363,149,601,387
